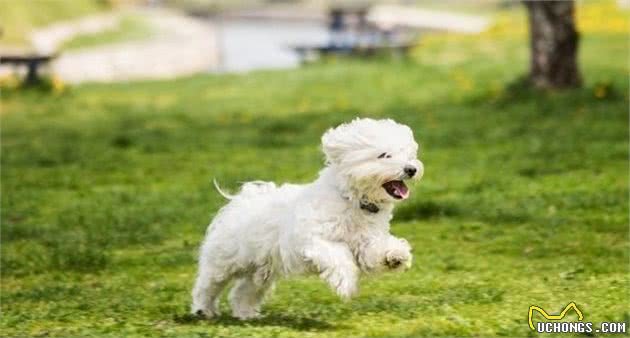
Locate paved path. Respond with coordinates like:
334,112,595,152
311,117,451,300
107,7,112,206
31,14,120,54
38,8,218,83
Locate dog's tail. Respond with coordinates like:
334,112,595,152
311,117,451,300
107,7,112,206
213,179,235,200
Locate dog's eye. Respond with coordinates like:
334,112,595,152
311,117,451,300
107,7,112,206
378,153,392,159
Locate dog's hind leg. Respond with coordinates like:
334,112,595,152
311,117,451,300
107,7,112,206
229,267,275,320
191,264,231,318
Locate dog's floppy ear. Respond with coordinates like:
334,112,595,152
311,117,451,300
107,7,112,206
322,122,362,165
321,125,345,165
321,118,373,165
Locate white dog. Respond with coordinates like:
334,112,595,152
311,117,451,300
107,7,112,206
191,118,424,320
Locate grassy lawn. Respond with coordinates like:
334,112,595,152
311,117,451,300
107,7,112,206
61,15,154,51
1,3,628,337
0,0,110,47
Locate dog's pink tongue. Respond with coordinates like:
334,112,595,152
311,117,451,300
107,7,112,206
393,181,409,198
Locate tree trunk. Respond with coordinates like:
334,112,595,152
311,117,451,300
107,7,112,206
524,0,581,89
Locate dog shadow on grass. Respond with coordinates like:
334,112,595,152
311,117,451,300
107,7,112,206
174,312,344,331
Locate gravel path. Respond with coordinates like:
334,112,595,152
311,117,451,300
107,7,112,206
42,8,218,83
30,14,120,54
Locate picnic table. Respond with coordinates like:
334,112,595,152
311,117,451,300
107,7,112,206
0,54,57,84
291,5,418,64
291,42,416,63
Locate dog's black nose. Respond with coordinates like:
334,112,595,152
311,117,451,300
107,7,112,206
404,166,417,177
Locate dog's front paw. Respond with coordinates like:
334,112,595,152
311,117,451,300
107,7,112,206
384,248,412,271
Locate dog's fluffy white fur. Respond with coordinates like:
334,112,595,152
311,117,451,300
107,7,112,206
191,118,424,319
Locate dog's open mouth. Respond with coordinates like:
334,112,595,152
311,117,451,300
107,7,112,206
382,180,409,199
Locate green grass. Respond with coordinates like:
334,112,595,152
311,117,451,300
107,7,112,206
0,0,110,47
1,5,629,337
62,15,154,51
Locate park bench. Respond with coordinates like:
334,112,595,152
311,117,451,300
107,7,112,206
0,54,57,85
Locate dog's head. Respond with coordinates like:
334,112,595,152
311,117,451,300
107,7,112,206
322,118,423,203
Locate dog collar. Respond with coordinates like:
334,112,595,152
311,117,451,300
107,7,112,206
359,201,379,214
